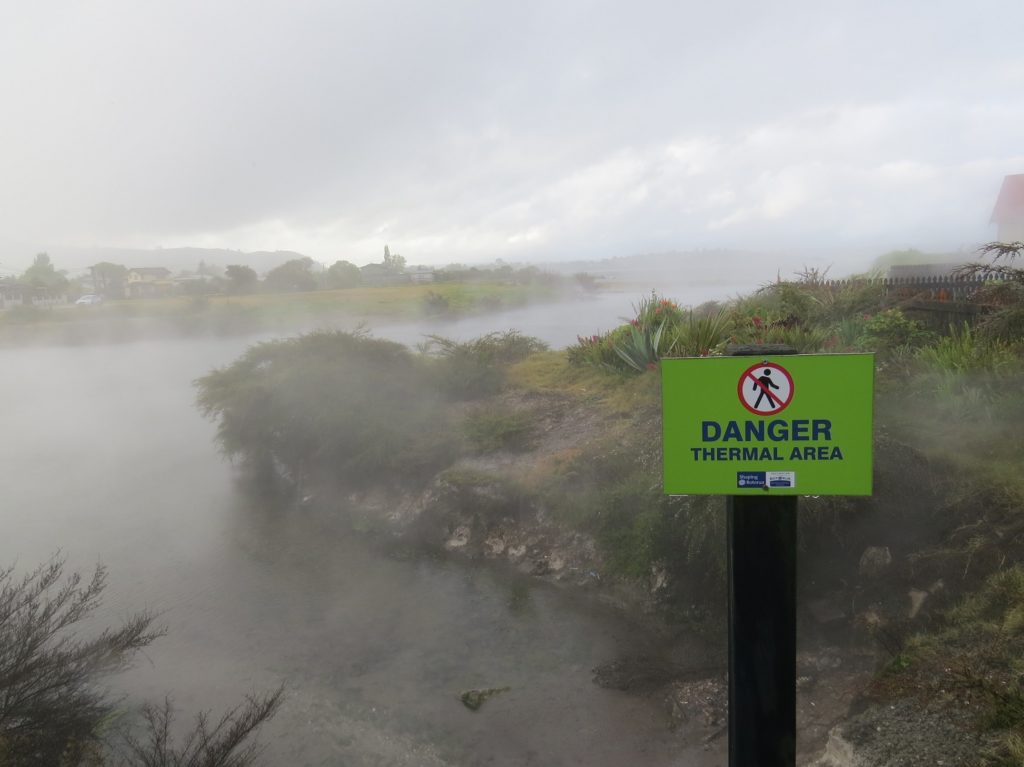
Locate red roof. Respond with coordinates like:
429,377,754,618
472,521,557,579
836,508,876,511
991,174,1024,222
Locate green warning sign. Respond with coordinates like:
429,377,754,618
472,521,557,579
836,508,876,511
662,354,874,496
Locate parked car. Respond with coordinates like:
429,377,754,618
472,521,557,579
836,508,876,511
75,294,103,305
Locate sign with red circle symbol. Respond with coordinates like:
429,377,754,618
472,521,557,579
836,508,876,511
737,362,794,415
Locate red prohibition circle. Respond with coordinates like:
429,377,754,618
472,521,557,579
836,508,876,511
737,362,795,416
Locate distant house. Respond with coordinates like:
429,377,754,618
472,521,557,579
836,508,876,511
359,263,409,286
173,274,217,295
126,267,174,298
0,280,68,309
0,279,26,309
991,174,1024,242
407,266,435,284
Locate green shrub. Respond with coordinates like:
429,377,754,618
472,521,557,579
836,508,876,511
859,309,933,352
422,290,451,315
0,556,280,766
978,305,1024,345
422,331,548,399
830,316,870,350
567,326,631,370
632,292,687,339
814,277,887,325
196,330,457,489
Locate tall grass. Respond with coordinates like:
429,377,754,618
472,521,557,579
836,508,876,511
917,324,1018,377
672,309,733,357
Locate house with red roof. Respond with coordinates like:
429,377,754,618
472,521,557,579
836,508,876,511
991,174,1024,242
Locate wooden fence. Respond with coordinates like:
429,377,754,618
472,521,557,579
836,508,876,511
823,272,1010,303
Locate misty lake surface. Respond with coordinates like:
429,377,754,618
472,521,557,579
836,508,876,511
0,292,733,765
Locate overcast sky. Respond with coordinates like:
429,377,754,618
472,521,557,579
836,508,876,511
1,0,1022,269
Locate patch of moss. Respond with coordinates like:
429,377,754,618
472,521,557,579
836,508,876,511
462,408,536,453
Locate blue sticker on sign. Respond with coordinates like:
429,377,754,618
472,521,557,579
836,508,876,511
737,472,766,488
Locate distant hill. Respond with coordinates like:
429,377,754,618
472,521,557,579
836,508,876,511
543,248,851,287
869,248,967,273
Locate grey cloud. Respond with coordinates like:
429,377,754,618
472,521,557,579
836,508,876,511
1,0,1022,265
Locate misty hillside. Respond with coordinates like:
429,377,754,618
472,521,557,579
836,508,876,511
545,247,892,286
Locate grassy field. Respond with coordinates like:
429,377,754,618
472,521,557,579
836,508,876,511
0,280,566,339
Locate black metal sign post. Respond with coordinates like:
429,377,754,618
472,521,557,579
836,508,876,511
727,344,797,767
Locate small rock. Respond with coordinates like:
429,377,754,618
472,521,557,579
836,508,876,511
810,724,862,766
445,525,471,550
663,676,727,730
856,606,885,631
908,588,929,619
650,566,669,594
808,597,846,624
459,686,510,711
858,546,892,578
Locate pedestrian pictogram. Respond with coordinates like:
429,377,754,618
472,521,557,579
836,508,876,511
738,362,794,415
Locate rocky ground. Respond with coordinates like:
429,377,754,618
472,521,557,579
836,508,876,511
305,385,1017,766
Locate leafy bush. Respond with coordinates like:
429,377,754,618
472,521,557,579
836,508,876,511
114,691,283,767
0,558,160,763
573,272,598,291
830,316,870,350
263,257,318,292
631,292,687,339
197,330,457,489
734,269,887,331
0,556,280,766
859,309,933,353
324,260,362,290
566,327,630,370
977,306,1024,344
421,331,548,399
421,290,450,315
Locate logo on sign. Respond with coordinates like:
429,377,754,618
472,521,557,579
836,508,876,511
737,471,766,488
737,362,794,416
766,471,796,488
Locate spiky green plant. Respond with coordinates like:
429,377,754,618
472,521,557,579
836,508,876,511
612,320,666,372
671,309,733,357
